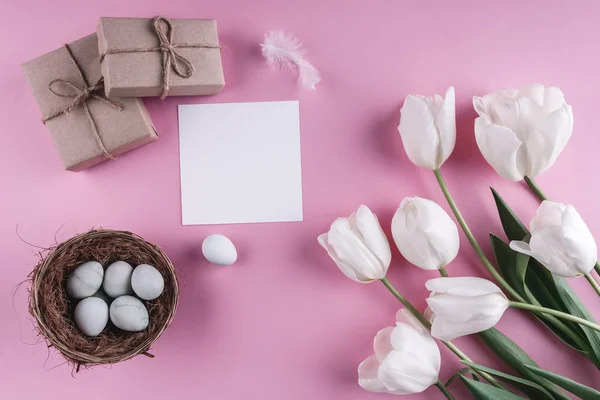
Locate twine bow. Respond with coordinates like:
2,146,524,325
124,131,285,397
42,44,123,159
99,16,221,99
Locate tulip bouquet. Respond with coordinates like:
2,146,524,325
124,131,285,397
319,84,600,399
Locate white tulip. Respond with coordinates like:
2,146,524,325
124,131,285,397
426,277,509,341
318,205,392,283
391,197,459,270
473,84,573,181
510,201,597,277
398,86,456,170
358,309,441,395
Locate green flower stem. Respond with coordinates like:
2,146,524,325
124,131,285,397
380,278,504,389
439,267,449,277
435,380,456,400
524,176,549,202
595,263,600,276
509,301,600,332
380,277,431,328
585,273,600,298
433,169,526,302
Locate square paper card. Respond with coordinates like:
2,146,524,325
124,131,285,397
178,101,303,225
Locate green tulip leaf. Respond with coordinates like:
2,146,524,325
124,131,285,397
445,367,476,388
462,361,555,400
478,328,571,400
490,234,527,297
491,187,529,241
554,276,600,366
524,364,600,399
460,376,528,400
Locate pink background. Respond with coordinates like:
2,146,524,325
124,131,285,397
1,0,599,398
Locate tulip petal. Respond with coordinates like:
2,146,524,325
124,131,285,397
529,227,580,277
518,83,545,106
327,218,386,281
437,86,456,166
392,316,441,373
392,197,459,270
531,200,566,231
374,327,394,362
379,350,438,394
529,106,572,177
474,116,524,181
355,205,392,269
425,277,503,296
358,355,387,393
399,95,440,169
427,292,508,341
509,241,535,258
427,293,508,323
318,233,368,282
395,308,427,334
543,86,567,113
489,96,524,135
561,205,597,274
431,315,503,341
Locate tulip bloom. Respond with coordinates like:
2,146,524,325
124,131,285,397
510,201,597,277
473,84,573,181
398,87,456,170
318,205,392,283
426,277,509,341
358,309,441,395
391,197,459,271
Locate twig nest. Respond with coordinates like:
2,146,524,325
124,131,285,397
110,295,149,332
132,264,165,300
74,297,109,337
66,261,104,299
29,229,178,367
103,261,134,297
202,234,237,266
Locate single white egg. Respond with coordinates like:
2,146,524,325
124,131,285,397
103,261,133,298
202,234,237,266
74,297,109,337
109,295,149,332
66,261,104,299
131,264,165,301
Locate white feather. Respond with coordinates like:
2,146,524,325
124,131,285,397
260,31,320,90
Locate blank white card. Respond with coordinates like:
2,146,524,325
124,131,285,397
178,101,303,225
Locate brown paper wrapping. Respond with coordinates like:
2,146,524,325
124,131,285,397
22,34,158,172
97,17,225,98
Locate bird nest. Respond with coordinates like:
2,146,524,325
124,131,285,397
28,229,179,370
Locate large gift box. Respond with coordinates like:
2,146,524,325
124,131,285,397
22,34,158,172
97,17,225,99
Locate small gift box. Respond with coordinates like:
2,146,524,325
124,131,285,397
97,16,225,99
22,34,158,172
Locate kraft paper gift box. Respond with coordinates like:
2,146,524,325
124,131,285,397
97,16,225,99
22,34,158,172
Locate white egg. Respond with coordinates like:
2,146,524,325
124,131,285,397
74,297,109,337
202,234,237,266
109,295,149,332
66,261,104,299
131,264,164,301
91,289,112,305
103,261,133,298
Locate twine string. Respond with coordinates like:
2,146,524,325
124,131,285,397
41,44,123,159
99,16,221,99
